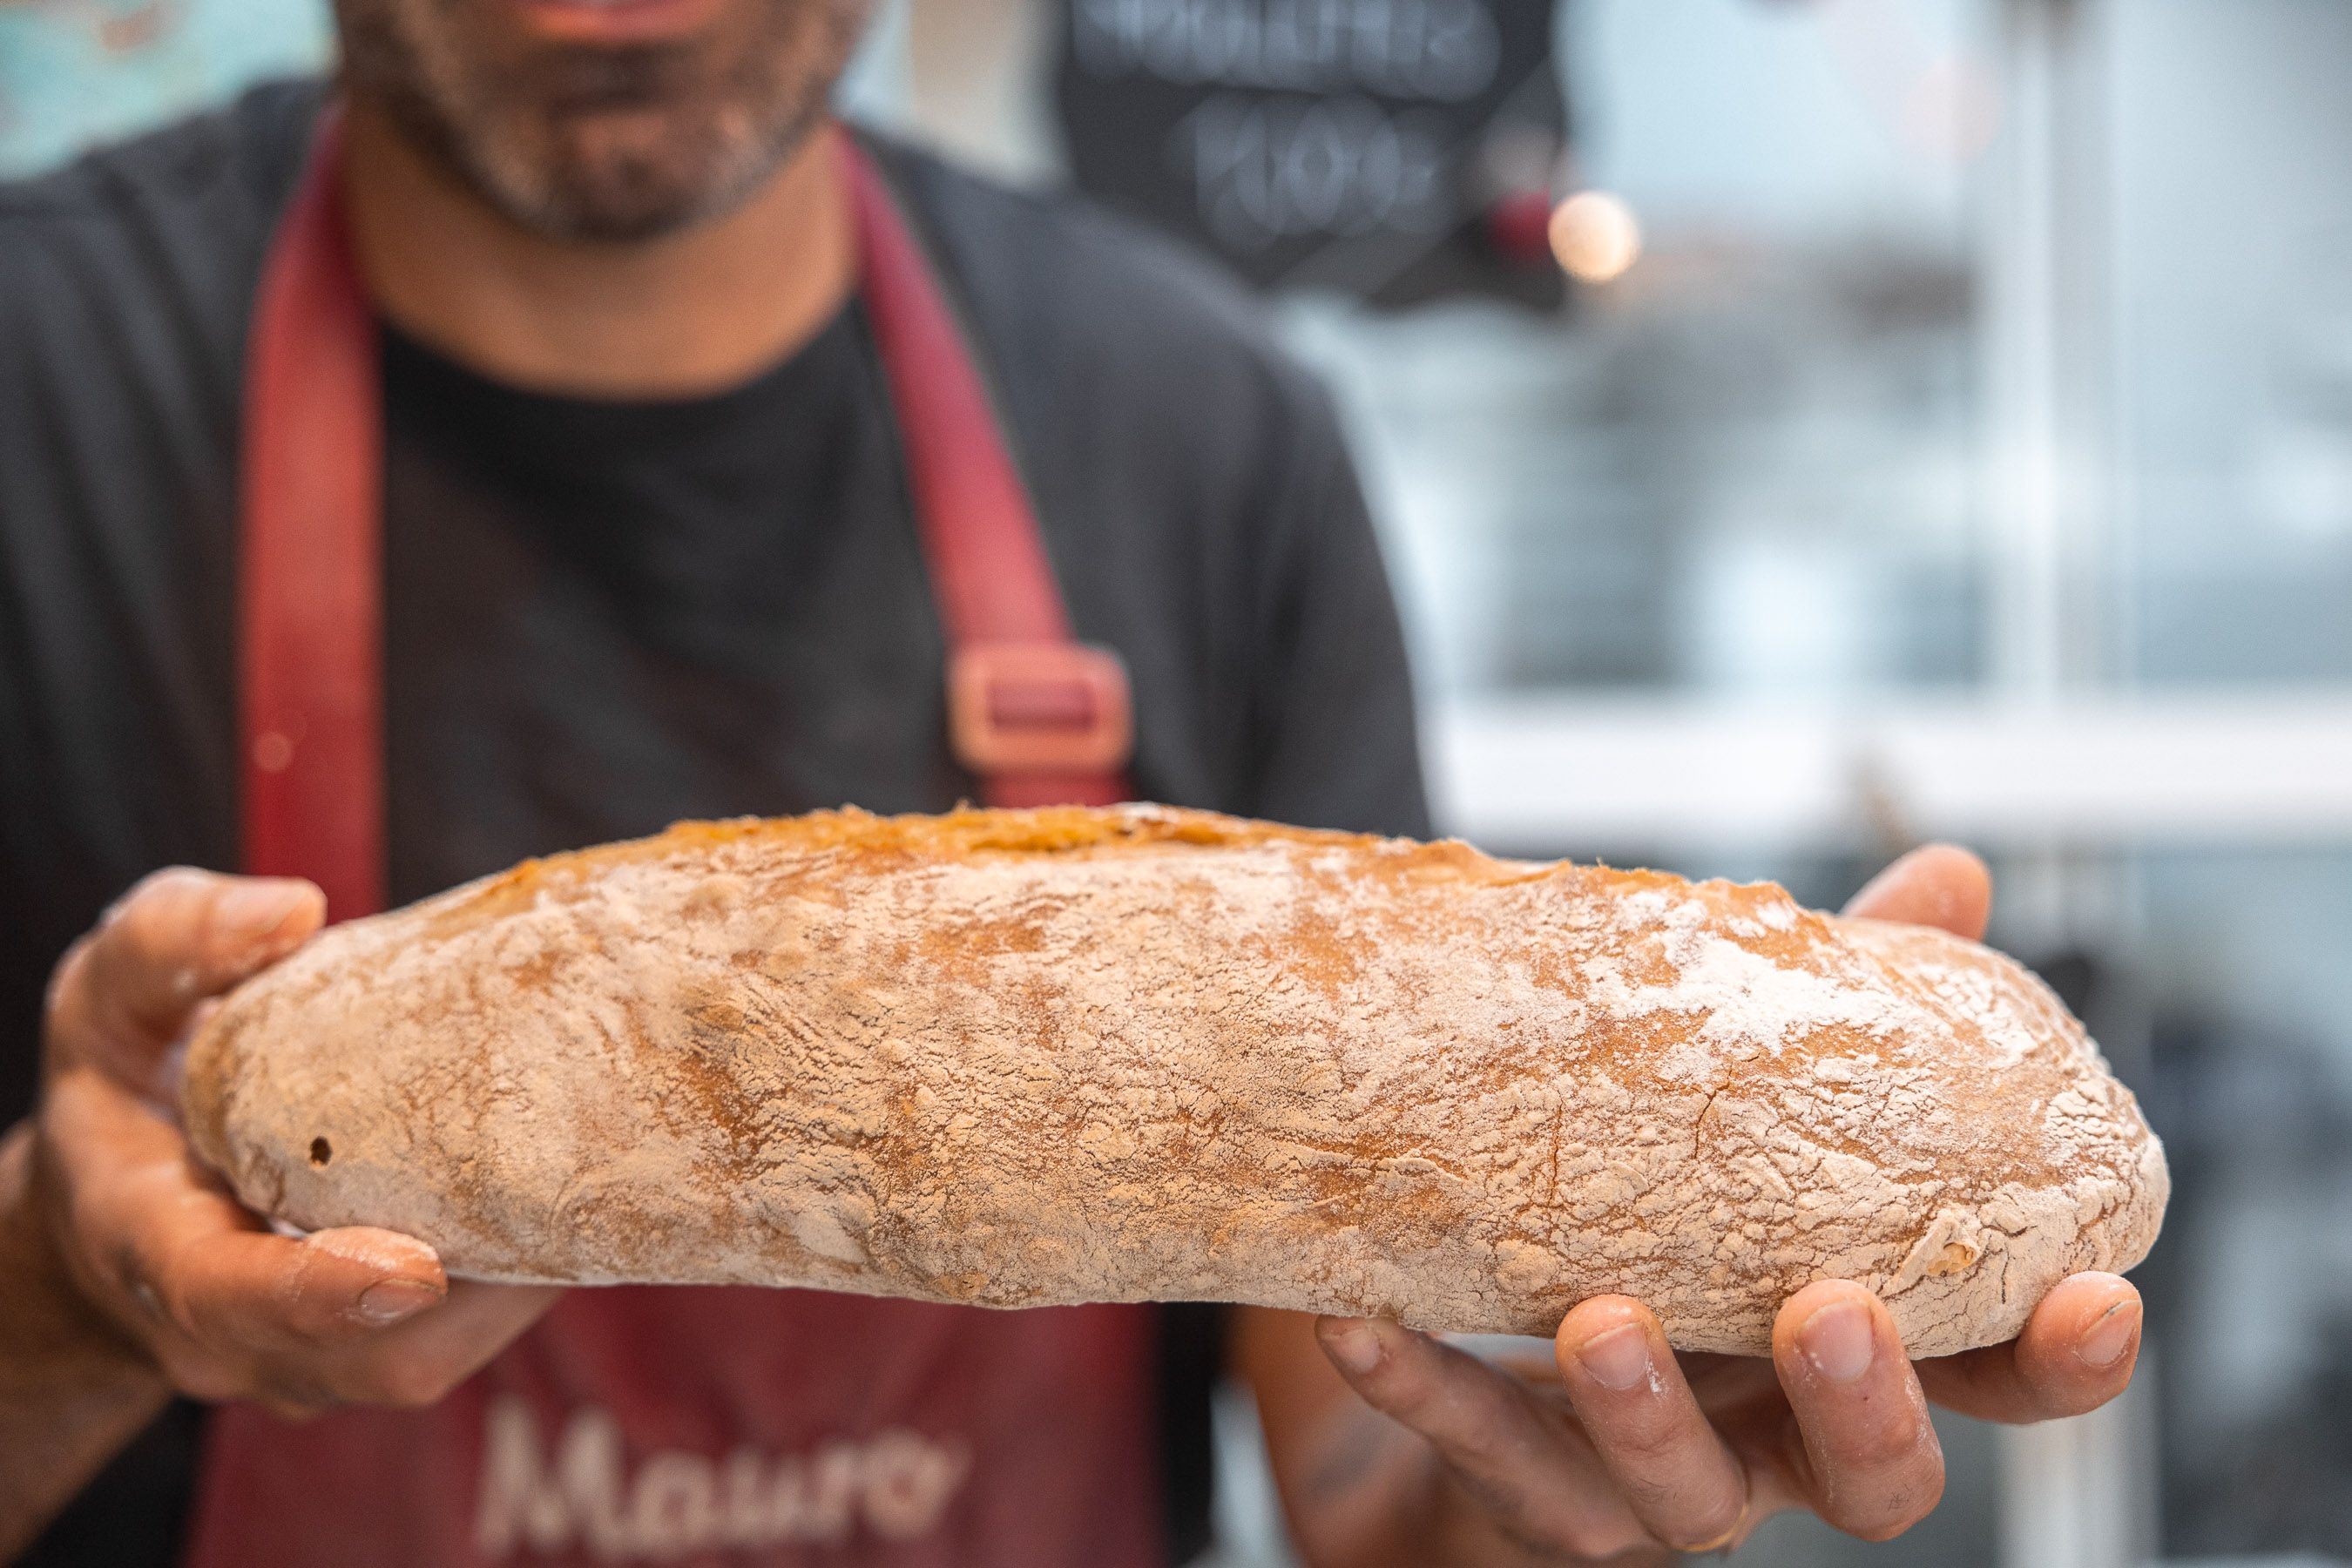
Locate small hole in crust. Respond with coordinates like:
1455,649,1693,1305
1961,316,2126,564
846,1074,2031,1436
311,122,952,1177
309,1137,333,1167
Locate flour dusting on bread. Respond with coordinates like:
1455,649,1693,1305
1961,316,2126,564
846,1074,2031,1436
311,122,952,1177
184,804,2166,1355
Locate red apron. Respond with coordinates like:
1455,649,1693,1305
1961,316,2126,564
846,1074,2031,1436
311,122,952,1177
189,108,1166,1567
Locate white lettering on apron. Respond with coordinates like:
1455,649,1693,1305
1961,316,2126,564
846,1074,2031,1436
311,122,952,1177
474,1397,971,1561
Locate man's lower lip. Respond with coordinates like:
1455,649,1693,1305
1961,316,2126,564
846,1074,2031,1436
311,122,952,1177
512,0,725,44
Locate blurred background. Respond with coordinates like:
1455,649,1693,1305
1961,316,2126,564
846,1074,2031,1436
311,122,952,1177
8,0,2348,1563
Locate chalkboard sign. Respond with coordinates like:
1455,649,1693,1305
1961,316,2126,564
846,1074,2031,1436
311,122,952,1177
1054,0,1569,310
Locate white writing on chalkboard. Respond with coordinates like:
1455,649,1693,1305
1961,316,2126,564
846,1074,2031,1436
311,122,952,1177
1073,0,1503,103
1173,94,1452,249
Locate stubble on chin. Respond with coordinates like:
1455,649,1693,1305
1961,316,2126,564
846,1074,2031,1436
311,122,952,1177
335,0,869,243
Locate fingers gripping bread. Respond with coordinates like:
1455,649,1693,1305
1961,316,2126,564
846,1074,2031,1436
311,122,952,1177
184,806,2166,1355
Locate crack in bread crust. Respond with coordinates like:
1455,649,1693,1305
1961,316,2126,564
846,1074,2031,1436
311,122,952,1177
183,804,2167,1355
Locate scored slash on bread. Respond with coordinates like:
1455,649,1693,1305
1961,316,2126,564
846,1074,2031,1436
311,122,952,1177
183,804,2166,1356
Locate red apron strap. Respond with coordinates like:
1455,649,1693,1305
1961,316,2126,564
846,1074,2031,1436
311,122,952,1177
239,107,386,919
837,138,1132,809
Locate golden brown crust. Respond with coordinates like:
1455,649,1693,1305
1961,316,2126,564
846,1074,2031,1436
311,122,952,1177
184,805,2166,1355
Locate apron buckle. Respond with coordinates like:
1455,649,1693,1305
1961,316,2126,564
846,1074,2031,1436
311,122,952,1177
949,642,1133,777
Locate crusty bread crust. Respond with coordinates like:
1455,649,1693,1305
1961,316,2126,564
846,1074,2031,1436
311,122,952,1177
184,805,2166,1355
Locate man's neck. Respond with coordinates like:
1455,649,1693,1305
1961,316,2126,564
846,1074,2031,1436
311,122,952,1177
340,100,854,400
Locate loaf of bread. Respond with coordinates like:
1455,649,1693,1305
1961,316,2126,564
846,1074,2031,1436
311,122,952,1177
184,805,2166,1356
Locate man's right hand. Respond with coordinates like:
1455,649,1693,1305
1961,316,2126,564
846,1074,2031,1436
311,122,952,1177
32,868,558,1416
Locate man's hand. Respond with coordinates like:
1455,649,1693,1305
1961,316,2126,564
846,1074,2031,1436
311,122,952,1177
1243,846,2146,1564
33,868,558,1416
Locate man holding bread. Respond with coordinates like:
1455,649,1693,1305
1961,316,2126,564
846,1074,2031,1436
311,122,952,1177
0,0,2152,1563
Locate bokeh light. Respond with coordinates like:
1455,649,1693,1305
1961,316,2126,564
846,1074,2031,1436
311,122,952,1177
1547,190,1643,285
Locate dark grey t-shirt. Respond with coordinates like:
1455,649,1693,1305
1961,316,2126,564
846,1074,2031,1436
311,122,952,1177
0,82,1429,1565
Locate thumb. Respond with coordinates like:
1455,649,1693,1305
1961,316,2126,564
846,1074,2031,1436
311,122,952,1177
1841,844,1992,940
47,868,325,1090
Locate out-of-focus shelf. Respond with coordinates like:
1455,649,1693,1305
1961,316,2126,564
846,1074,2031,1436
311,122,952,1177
1428,686,2352,856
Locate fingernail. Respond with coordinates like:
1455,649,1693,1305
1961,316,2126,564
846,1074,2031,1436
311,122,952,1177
1322,1321,1383,1377
218,880,310,942
354,1279,443,1327
1800,1301,1876,1383
1574,1321,1652,1392
305,1228,442,1275
2077,1300,2140,1369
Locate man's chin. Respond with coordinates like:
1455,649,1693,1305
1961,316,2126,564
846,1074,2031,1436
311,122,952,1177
468,110,782,242
337,0,866,246
501,184,718,244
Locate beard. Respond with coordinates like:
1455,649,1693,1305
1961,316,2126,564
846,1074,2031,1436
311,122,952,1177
335,0,871,242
